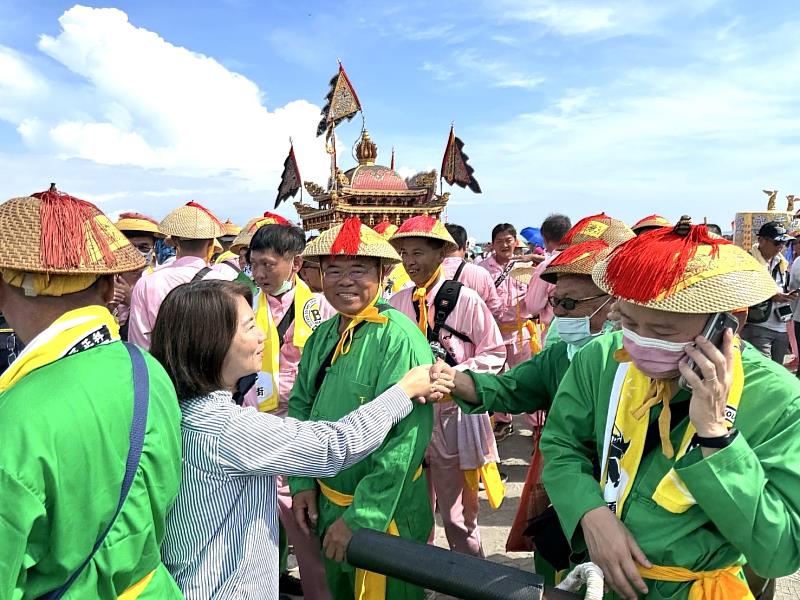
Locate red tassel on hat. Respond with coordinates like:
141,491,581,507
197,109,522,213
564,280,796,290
558,213,608,246
397,214,437,234
186,201,222,226
550,239,609,266
261,211,290,225
119,211,158,225
331,217,363,255
33,189,115,270
604,217,729,303
373,219,394,235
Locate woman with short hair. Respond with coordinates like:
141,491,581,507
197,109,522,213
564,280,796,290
153,279,451,599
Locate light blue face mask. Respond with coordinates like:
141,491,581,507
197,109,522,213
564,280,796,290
556,297,613,358
270,277,293,297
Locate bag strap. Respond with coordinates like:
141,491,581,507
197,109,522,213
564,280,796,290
40,342,150,600
191,266,212,282
453,260,467,283
276,302,296,348
493,260,515,288
313,304,391,397
412,280,471,366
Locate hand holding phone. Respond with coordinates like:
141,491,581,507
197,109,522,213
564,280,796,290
678,312,739,391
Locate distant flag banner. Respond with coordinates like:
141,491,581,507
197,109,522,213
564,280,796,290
441,125,481,194
275,143,302,209
316,62,362,140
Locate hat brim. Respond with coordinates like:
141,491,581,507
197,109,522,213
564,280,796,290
389,231,458,255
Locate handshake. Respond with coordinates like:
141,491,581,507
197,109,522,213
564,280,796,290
398,359,457,403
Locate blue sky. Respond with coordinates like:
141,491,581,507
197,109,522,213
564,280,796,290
1,1,800,239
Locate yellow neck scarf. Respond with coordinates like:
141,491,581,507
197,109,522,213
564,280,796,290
412,266,442,336
0,305,120,392
254,277,318,412
602,339,744,517
332,289,388,363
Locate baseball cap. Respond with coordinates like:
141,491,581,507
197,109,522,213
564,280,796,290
757,221,795,243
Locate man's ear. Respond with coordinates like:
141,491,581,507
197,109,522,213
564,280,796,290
291,254,304,275
98,275,116,305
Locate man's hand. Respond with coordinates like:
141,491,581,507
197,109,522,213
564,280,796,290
322,517,352,562
292,489,319,536
413,359,457,404
581,506,651,599
773,291,798,304
400,361,454,403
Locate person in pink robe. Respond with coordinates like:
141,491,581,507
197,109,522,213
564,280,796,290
523,214,572,330
443,223,502,316
389,217,506,557
128,203,236,350
241,224,336,600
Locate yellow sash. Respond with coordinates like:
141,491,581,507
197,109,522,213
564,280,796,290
0,305,120,392
411,267,443,338
638,565,753,599
331,290,388,364
601,339,744,516
118,569,156,599
254,277,320,411
318,466,424,600
463,462,506,509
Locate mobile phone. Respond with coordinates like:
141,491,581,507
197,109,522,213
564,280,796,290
678,312,739,391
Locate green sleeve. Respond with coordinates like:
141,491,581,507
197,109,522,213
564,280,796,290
287,331,323,496
539,351,606,552
342,329,433,532
676,398,800,578
456,344,566,415
0,468,46,599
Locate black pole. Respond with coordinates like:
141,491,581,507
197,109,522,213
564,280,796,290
346,529,580,600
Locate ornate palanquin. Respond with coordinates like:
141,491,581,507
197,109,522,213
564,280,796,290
294,130,451,232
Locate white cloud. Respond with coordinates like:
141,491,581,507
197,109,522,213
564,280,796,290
0,5,330,202
422,48,544,91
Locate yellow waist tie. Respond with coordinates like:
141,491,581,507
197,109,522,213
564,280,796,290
638,565,754,600
317,466,424,600
118,569,156,599
463,462,506,509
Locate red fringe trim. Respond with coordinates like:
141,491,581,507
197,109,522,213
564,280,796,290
604,224,730,302
261,211,290,225
119,211,158,225
186,201,222,226
550,239,609,267
33,190,115,270
373,219,393,234
331,217,363,255
398,214,437,234
559,213,608,245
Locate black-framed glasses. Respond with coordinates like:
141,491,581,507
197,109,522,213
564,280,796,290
548,293,609,311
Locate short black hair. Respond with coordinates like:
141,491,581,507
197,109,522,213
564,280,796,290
706,223,723,236
151,280,253,401
541,214,572,245
174,238,211,253
491,223,516,241
446,223,468,250
248,224,305,262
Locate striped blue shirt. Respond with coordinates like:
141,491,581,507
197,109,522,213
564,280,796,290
161,384,412,599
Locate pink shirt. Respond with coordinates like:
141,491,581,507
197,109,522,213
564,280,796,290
390,276,505,469
442,256,502,316
480,255,532,345
243,285,335,416
128,256,237,350
524,252,558,325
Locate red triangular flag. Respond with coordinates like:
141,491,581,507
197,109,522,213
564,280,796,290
275,144,302,209
441,125,481,193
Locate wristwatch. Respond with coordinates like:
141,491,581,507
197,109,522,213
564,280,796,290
693,429,738,449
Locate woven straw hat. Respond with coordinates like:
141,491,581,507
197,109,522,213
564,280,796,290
389,215,458,254
159,201,226,239
542,240,612,284
303,217,401,264
373,219,399,240
592,217,776,313
229,212,291,253
222,219,241,237
115,212,163,237
0,191,145,275
557,213,635,251
632,214,671,234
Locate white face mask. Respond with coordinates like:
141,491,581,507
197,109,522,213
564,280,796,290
557,297,612,348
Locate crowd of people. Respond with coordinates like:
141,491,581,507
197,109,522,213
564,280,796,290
1,187,800,600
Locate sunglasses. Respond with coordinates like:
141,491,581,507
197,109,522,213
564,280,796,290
6,333,17,366
548,293,609,311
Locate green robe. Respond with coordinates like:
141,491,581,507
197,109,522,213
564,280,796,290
288,303,434,600
457,340,570,417
541,331,800,599
0,342,183,599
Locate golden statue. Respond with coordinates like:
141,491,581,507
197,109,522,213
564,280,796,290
763,189,778,211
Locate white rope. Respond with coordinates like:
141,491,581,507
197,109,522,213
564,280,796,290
556,562,605,600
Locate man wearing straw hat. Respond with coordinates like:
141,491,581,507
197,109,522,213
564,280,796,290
539,217,800,599
128,201,237,350
388,215,506,558
0,188,182,598
112,212,161,340
288,216,436,600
